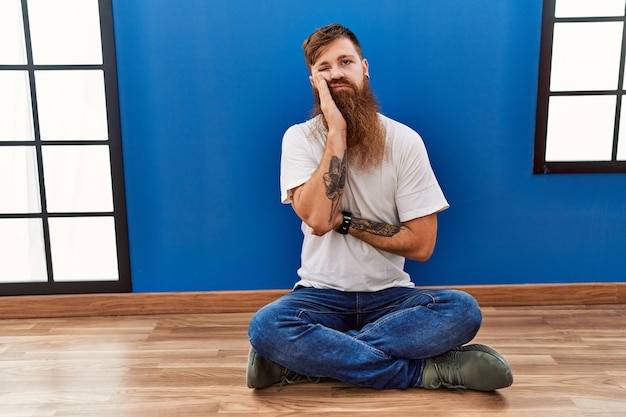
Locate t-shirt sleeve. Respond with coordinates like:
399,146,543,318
280,124,322,204
395,130,449,223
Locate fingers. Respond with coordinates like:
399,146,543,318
311,73,337,112
310,74,347,131
310,73,331,98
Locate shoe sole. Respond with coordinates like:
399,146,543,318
246,348,256,388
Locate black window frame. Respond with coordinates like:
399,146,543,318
0,0,131,295
534,0,626,174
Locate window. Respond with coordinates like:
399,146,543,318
0,0,130,295
534,0,626,173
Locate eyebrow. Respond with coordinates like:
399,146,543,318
313,54,359,69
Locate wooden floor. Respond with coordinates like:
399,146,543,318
1,304,626,417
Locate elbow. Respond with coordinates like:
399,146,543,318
290,192,336,235
408,244,435,262
305,216,335,236
413,251,433,263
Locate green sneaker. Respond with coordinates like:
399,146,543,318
421,344,513,391
246,348,301,389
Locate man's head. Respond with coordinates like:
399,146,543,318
303,23,369,91
303,23,363,73
303,23,385,171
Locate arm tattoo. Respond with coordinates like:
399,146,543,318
322,150,347,222
350,218,402,237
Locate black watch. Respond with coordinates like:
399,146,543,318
335,211,352,235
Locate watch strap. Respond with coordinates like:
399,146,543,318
335,211,352,235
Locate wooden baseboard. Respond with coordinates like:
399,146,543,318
0,283,625,319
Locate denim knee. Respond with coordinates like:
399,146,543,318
248,303,277,348
450,289,482,336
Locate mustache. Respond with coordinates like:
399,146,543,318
327,78,357,90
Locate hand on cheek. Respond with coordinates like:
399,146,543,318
309,73,346,133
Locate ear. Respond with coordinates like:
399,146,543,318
362,58,369,78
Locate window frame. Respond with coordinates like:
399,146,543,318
0,0,131,295
534,0,626,174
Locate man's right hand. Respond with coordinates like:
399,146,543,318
310,73,347,135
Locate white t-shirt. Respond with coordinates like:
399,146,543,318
280,114,449,292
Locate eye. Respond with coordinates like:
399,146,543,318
341,59,353,65
317,67,330,72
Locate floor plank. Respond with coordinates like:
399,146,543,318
1,306,625,416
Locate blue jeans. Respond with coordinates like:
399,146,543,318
248,286,482,389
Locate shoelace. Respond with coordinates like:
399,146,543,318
277,370,321,391
432,351,468,392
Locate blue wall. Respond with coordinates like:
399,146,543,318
112,0,626,292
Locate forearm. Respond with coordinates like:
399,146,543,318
291,130,347,235
347,213,438,262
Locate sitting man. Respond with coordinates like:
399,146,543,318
247,23,513,391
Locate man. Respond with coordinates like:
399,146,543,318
247,23,513,391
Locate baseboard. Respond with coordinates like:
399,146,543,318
0,283,625,319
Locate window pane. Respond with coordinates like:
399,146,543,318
0,71,34,141
49,216,119,281
0,218,47,283
555,0,626,17
42,145,114,213
550,22,623,92
546,95,616,161
0,0,27,64
0,146,41,214
35,70,109,141
27,0,103,65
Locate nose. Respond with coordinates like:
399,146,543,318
329,66,344,80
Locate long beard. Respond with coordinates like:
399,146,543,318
311,79,387,171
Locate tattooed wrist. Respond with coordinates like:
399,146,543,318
350,217,401,237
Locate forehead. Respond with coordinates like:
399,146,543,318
312,38,361,67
